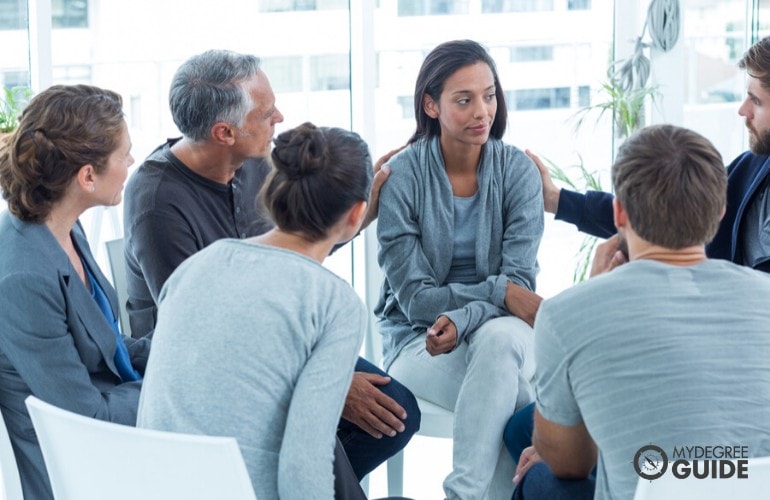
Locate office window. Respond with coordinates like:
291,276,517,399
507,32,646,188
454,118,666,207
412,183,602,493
508,87,571,110
310,54,349,91
510,45,554,62
52,0,88,28
53,64,91,84
568,0,591,9
0,0,86,30
2,69,29,87
578,85,591,107
483,0,554,12
398,0,469,16
0,0,25,30
260,0,348,11
261,56,303,93
397,95,413,119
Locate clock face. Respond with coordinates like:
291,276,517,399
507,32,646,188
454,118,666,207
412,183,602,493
633,445,668,480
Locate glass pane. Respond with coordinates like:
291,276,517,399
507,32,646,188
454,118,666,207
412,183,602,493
0,0,26,29
0,0,29,214
482,0,555,13
399,0,470,16
44,1,352,279
682,0,750,162
52,0,87,28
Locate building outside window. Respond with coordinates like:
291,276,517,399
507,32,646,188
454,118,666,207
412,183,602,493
260,0,347,11
568,0,591,9
398,0,470,16
507,86,571,110
482,0,554,12
510,44,554,61
0,0,25,30
52,0,87,28
260,56,303,93
310,53,349,91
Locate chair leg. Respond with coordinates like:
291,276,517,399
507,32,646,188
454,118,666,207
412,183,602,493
387,449,404,497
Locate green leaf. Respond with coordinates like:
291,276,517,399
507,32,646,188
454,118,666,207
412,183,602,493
0,86,33,133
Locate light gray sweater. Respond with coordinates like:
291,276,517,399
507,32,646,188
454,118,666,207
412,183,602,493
137,240,365,500
375,136,544,369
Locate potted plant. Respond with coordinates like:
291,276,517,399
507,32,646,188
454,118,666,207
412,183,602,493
546,77,659,282
0,86,33,134
0,86,32,159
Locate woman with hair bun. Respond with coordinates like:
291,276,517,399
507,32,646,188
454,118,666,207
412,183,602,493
0,84,149,500
138,122,374,500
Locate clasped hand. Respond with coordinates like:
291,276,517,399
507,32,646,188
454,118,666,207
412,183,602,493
426,315,457,356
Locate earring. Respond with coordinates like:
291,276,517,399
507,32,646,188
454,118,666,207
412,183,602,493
90,185,95,192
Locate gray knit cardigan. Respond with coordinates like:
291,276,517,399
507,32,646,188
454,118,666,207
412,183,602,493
375,136,544,369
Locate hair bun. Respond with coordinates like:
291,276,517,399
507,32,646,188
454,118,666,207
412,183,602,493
271,122,330,180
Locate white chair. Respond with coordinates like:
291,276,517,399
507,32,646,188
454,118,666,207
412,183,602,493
105,238,131,337
25,396,257,500
362,318,454,497
0,408,24,500
633,456,770,500
385,398,454,496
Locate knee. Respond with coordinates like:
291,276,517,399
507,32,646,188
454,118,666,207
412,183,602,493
503,403,535,462
472,317,533,360
385,374,421,439
354,357,422,441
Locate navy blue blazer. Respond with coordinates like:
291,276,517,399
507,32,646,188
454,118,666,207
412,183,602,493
554,151,770,273
0,211,151,500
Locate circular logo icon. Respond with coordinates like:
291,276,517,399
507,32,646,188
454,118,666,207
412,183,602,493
633,444,668,480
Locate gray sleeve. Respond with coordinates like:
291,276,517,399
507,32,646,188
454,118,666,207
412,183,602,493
533,300,582,426
277,295,365,499
497,150,544,297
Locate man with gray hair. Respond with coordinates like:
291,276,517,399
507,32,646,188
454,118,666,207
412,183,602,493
123,49,418,498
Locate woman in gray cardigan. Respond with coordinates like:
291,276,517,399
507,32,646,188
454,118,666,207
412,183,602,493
375,40,544,500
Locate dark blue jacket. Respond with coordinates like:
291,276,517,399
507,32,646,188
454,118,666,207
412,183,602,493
554,151,770,273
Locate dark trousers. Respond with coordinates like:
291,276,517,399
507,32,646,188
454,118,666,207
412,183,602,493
337,357,421,479
512,462,595,500
334,357,420,499
504,402,535,462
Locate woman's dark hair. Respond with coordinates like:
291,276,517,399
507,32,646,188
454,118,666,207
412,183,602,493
0,84,124,222
261,122,373,241
409,39,507,144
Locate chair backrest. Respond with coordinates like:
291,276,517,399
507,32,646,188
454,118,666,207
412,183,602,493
0,409,24,500
105,238,131,337
25,396,257,500
633,457,770,500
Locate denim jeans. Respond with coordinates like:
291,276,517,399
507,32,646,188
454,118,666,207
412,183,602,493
503,402,535,463
389,317,535,500
512,462,595,500
336,357,421,480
